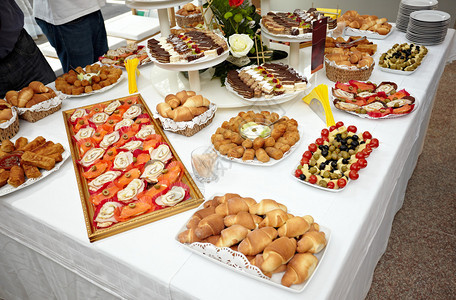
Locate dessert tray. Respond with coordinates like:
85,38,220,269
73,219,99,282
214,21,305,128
331,80,416,119
224,63,310,106
0,137,70,196
211,111,302,166
293,121,379,191
176,194,331,292
62,94,204,242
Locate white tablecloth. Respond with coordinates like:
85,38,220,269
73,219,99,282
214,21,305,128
0,28,454,300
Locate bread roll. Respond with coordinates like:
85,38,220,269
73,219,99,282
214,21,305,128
259,209,290,228
186,206,216,229
25,93,51,108
0,109,13,122
238,227,278,256
5,91,18,106
194,214,225,239
182,95,210,108
156,102,172,118
249,199,287,215
167,106,194,122
277,216,312,238
251,254,287,278
28,81,49,93
215,224,249,248
164,94,181,109
261,237,296,273
17,87,34,108
178,228,201,243
188,106,208,116
224,211,262,230
281,253,318,287
297,231,327,254
215,197,250,216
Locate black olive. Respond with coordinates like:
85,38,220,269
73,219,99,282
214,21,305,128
341,139,347,145
349,144,357,150
360,141,366,144
352,135,359,140
319,162,326,170
299,174,306,181
331,161,337,169
321,150,328,157
352,140,359,147
335,137,341,142
323,145,329,151
342,158,349,164
340,144,348,152
336,133,342,139
318,145,325,151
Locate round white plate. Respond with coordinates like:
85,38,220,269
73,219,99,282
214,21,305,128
401,0,438,7
291,168,347,192
344,24,395,40
410,10,451,22
260,24,314,42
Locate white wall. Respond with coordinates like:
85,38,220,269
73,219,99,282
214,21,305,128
268,0,455,28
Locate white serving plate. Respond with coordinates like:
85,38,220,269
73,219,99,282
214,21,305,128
260,24,313,42
410,10,451,22
0,144,70,196
344,24,395,40
291,168,347,192
214,125,303,167
176,199,331,293
378,50,427,76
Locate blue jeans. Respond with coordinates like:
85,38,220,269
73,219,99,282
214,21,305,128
0,29,56,98
36,10,109,73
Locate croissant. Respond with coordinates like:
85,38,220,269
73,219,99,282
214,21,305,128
215,197,251,216
259,209,290,228
176,90,191,103
249,199,287,215
25,93,51,108
188,106,208,116
201,234,220,245
251,254,287,278
5,91,18,106
167,106,194,122
224,211,263,230
164,94,181,109
238,227,278,256
182,95,210,108
186,206,216,229
281,253,318,287
203,198,220,208
261,237,297,273
0,109,12,122
194,214,225,239
277,216,312,238
297,231,327,254
215,224,249,248
156,102,172,118
28,81,49,93
215,193,241,204
17,87,34,108
178,228,201,243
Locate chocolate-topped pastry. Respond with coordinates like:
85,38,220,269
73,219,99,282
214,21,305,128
147,29,228,63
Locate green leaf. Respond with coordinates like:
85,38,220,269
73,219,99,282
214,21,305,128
224,12,233,19
233,13,243,23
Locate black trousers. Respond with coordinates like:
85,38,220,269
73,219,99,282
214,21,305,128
0,29,56,98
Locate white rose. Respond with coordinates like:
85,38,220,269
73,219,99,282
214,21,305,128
229,34,254,58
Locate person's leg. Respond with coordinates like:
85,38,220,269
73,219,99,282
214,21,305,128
0,29,56,97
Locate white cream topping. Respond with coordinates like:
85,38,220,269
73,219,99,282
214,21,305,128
74,127,95,141
336,102,359,111
386,99,412,108
104,100,121,115
91,112,109,125
333,89,354,99
117,179,145,202
95,202,123,223
141,161,165,183
70,109,87,122
362,102,385,112
149,144,172,163
376,84,394,94
114,118,134,131
80,148,105,167
158,186,186,207
135,125,155,140
121,140,143,151
113,151,134,170
123,105,142,119
88,171,122,192
100,131,120,149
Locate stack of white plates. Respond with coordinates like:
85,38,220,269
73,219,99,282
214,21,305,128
396,0,438,32
406,10,451,45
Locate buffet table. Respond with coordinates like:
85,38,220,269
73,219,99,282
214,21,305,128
1,28,455,300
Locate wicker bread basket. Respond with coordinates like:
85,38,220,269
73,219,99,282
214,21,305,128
325,61,375,83
20,103,62,123
157,113,215,137
0,109,20,140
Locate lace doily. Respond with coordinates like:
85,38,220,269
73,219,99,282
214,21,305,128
154,103,217,132
0,108,18,129
324,57,370,71
16,91,66,115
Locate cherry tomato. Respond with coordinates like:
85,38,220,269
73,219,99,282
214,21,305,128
347,125,357,133
327,181,335,189
349,170,359,180
322,136,329,142
315,138,324,146
350,162,361,171
300,157,309,165
336,121,344,128
337,178,347,188
303,151,312,159
361,148,371,158
358,158,368,169
355,152,365,159
369,138,379,148
363,131,372,140
308,175,317,184
321,128,329,137
295,169,303,177
308,143,318,153
329,125,337,132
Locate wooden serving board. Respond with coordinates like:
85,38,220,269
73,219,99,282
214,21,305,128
62,94,204,242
